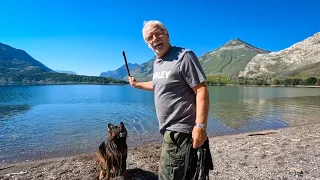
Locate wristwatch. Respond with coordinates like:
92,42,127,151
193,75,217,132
195,123,208,130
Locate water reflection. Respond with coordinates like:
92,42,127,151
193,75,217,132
0,104,31,120
210,102,255,128
209,95,320,130
271,96,320,126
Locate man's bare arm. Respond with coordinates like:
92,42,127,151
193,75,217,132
128,77,154,91
193,81,209,125
133,81,154,91
191,81,210,148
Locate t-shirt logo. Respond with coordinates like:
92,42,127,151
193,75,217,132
153,71,171,79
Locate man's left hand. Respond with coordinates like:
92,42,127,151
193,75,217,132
192,126,207,149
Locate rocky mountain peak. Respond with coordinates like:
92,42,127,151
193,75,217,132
216,38,270,54
222,38,245,47
239,32,320,78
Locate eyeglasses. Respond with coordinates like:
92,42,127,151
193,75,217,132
145,29,166,43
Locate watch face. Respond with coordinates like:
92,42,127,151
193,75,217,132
197,123,207,130
202,124,207,130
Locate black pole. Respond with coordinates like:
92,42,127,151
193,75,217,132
122,51,131,77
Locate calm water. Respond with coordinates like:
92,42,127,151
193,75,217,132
0,85,320,164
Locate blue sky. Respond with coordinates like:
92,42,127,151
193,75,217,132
0,0,319,76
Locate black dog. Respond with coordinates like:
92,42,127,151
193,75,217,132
97,122,128,180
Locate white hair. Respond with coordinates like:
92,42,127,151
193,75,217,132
142,20,169,43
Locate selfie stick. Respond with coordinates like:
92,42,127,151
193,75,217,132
122,51,131,77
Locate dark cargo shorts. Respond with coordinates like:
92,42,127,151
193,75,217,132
158,130,197,180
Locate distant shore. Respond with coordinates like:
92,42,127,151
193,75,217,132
1,83,319,88
269,85,320,88
1,123,319,180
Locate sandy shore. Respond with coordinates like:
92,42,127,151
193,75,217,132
1,124,319,180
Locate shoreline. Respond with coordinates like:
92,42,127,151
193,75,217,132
1,83,319,88
1,124,320,179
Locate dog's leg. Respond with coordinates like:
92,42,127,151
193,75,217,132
122,153,127,180
105,162,111,180
99,170,105,180
98,158,106,180
121,164,127,180
97,148,107,180
98,157,107,180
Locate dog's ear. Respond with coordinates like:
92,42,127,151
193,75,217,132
120,121,124,127
108,123,113,132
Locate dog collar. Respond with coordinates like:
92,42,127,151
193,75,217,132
109,141,116,153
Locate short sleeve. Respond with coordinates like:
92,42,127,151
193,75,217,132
180,51,207,88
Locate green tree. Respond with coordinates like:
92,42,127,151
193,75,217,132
303,77,317,85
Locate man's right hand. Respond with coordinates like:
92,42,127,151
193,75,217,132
128,76,136,88
127,77,154,91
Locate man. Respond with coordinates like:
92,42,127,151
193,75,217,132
128,20,210,180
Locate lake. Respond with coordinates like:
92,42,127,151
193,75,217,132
0,85,320,164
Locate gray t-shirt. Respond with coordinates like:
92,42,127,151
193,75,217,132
152,46,207,134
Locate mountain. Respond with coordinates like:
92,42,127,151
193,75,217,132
199,38,270,77
100,63,139,79
55,70,77,75
0,42,53,75
239,32,320,78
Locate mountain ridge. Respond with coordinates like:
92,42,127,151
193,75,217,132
0,42,126,84
100,63,139,79
55,70,77,75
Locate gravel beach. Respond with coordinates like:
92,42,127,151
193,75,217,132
1,124,319,180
